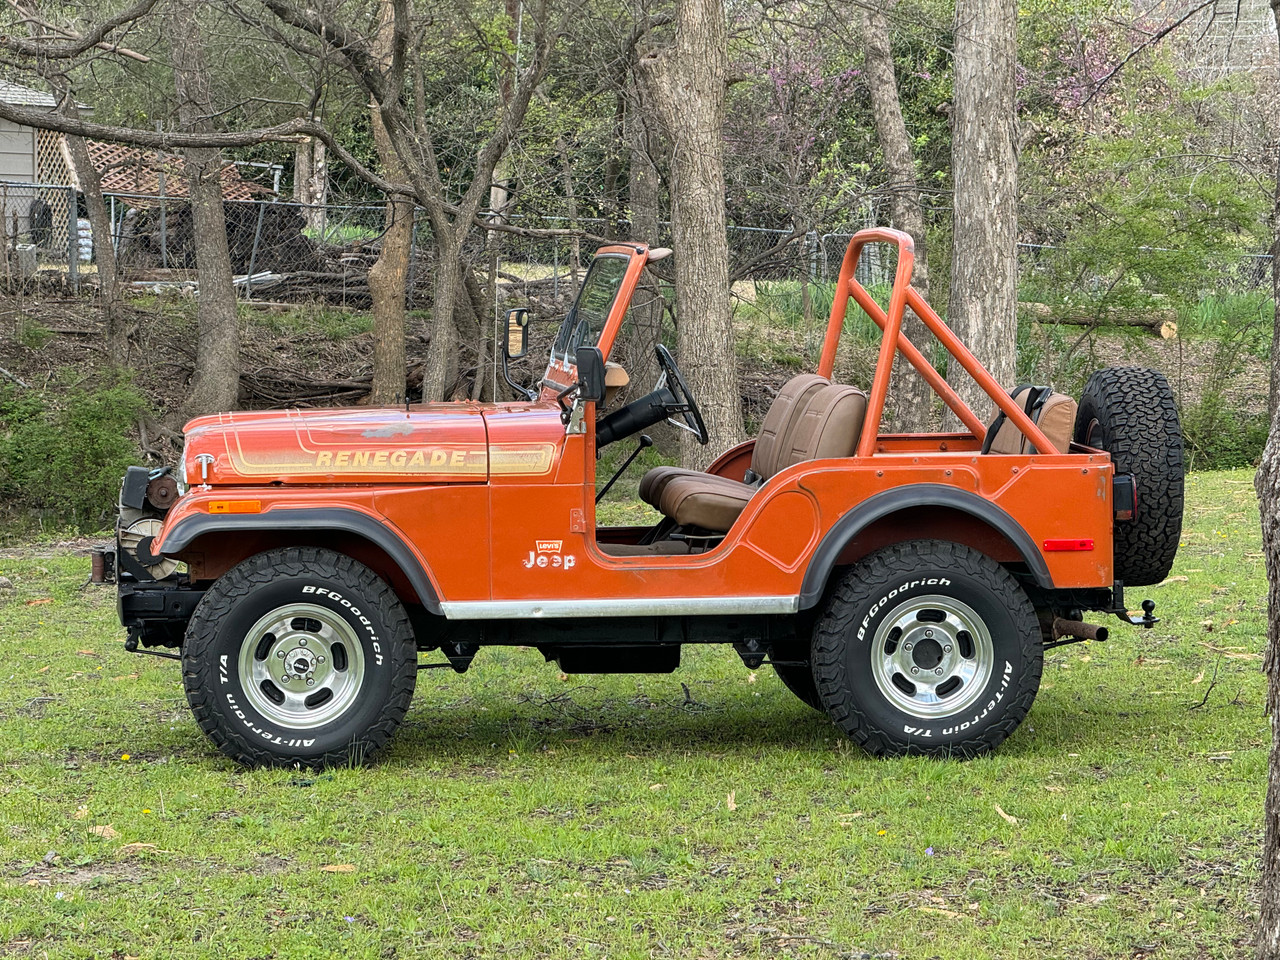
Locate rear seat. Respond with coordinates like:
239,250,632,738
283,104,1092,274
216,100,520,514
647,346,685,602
982,385,1077,454
652,382,867,533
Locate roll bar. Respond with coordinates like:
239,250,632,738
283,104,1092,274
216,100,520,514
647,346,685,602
817,228,1055,458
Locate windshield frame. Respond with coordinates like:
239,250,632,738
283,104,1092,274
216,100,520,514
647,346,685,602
540,245,649,397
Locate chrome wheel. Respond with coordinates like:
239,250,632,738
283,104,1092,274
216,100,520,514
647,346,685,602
868,595,994,720
236,602,366,729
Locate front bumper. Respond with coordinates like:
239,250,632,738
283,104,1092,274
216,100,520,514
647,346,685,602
118,579,204,653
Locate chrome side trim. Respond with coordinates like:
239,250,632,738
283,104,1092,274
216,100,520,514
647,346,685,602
439,595,800,620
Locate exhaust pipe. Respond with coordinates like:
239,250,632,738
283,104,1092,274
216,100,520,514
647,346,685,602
1052,617,1108,643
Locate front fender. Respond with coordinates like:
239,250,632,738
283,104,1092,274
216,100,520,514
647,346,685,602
157,502,443,615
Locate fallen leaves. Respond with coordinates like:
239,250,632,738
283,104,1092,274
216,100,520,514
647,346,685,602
118,842,157,855
25,598,52,606
72,805,88,820
993,804,1018,826
88,824,120,840
320,864,355,873
726,791,737,811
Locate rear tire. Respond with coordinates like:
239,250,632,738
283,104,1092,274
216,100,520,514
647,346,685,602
1074,366,1184,586
811,541,1042,758
183,547,417,769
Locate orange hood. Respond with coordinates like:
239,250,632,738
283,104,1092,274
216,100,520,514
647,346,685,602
181,405,506,486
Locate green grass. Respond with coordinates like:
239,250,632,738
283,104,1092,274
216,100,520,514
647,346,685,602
244,303,374,341
0,469,1268,958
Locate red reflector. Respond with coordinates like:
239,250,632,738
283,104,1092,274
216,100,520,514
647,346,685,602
208,500,261,514
1043,538,1094,552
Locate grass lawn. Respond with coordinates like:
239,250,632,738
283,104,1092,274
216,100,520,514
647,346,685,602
0,469,1268,958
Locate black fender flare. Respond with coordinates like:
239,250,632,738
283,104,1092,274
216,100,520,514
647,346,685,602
798,485,1053,610
160,508,442,614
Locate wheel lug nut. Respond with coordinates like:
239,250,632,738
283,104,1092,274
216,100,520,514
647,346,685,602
281,675,290,683
306,678,315,686
910,667,919,675
935,668,943,676
904,642,913,651
299,638,308,646
276,650,285,658
943,645,952,653
925,629,934,638
317,655,326,663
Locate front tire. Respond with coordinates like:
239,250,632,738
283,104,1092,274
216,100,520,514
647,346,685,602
183,547,417,769
811,541,1042,758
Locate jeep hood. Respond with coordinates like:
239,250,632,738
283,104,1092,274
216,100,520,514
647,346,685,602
181,404,557,486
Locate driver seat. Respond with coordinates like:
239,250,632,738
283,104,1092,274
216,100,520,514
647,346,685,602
639,375,867,534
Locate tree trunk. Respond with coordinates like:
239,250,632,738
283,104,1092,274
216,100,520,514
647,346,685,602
945,0,1018,427
636,0,744,469
626,93,663,394
422,233,463,400
863,0,935,432
293,136,327,236
366,0,411,406
168,0,240,420
368,121,411,405
1256,11,1280,958
67,135,126,362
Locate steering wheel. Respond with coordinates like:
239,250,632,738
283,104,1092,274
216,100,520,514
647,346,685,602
655,344,709,445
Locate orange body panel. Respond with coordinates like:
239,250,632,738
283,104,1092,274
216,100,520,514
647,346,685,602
155,230,1118,615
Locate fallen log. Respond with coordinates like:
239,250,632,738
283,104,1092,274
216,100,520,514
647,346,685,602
1018,301,1178,338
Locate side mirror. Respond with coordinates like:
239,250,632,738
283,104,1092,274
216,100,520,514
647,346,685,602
575,346,606,403
504,308,529,359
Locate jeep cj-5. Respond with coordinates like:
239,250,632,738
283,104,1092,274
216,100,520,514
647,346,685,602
93,229,1183,768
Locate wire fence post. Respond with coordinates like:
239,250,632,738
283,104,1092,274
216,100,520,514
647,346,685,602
66,185,78,293
244,199,267,299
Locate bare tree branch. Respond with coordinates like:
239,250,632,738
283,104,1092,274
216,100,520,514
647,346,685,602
0,0,158,61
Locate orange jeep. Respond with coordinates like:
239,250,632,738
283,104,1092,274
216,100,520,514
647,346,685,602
96,229,1183,768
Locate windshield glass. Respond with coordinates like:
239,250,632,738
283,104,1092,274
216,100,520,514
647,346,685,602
551,254,630,362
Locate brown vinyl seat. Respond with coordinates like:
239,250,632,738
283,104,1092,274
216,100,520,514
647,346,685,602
639,373,829,510
982,385,1077,455
644,381,868,533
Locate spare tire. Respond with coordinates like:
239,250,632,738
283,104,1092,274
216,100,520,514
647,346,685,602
1074,367,1184,586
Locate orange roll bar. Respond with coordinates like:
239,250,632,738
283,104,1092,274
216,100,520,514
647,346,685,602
818,228,1057,458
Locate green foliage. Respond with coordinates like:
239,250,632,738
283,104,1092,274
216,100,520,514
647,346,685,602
1181,396,1268,472
0,381,148,532
1176,293,1272,471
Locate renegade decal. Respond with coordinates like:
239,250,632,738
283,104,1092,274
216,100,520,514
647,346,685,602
523,539,577,570
220,440,554,477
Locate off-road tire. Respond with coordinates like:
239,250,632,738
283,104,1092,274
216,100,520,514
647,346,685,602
811,541,1042,758
183,547,417,769
773,662,824,711
1074,366,1184,587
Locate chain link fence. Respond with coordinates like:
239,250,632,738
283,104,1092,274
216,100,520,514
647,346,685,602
0,178,1272,312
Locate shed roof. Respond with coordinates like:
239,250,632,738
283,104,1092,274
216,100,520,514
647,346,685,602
0,79,57,109
79,140,272,203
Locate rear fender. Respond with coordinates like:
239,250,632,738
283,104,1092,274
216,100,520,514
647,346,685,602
799,485,1052,610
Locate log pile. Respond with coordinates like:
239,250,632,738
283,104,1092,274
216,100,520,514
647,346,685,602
117,201,328,275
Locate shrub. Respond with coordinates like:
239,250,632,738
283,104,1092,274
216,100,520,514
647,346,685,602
0,381,148,531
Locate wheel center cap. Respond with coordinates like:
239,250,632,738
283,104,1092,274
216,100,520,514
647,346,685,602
912,637,944,670
285,648,314,675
